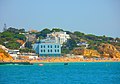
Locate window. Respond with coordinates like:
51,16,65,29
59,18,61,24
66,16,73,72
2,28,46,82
48,50,49,52
55,49,56,52
44,45,45,48
51,45,52,48
48,45,49,48
41,45,42,48
55,45,56,48
57,49,59,52
41,50,42,52
44,50,45,52
57,45,59,48
51,49,52,52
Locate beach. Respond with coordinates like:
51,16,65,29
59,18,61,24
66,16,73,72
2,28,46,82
5,57,120,63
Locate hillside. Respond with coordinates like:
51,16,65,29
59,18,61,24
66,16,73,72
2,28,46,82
0,27,120,58
0,27,26,49
98,43,120,58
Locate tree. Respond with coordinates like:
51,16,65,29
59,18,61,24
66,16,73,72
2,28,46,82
74,31,84,37
5,42,21,49
40,28,51,38
51,28,63,32
19,48,35,53
25,42,32,49
36,32,43,38
6,27,19,34
66,39,77,50
1,31,15,41
14,34,26,41
85,34,97,40
61,42,70,54
19,29,25,33
61,48,70,54
1,31,14,38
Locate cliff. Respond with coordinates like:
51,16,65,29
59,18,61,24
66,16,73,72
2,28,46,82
115,45,120,52
0,48,13,62
72,48,100,58
83,49,100,57
98,43,120,58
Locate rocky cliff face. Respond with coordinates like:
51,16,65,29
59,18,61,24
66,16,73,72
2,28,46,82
83,49,100,57
98,43,120,58
0,48,13,62
72,48,83,55
72,43,120,58
72,48,100,57
115,45,120,52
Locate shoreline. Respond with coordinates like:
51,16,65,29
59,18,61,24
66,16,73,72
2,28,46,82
32,61,120,65
0,61,120,66
0,60,120,66
1,60,120,63
1,57,120,64
31,60,120,63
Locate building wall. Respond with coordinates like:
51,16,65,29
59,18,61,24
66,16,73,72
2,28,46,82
47,32,70,45
33,43,61,56
33,43,39,54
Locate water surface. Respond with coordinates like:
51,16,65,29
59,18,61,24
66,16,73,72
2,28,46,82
0,62,120,84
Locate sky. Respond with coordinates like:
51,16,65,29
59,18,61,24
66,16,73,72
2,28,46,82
0,0,120,38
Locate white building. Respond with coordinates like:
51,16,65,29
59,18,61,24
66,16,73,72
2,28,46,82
20,53,38,60
77,42,89,48
47,31,70,45
8,50,20,59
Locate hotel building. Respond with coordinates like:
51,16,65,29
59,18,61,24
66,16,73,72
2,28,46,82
33,38,61,56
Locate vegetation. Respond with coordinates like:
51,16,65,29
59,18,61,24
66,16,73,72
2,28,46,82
25,42,32,49
38,28,51,38
0,27,26,49
19,48,35,53
0,27,119,54
51,28,63,32
5,42,21,49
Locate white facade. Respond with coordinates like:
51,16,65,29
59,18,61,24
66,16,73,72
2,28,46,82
47,31,70,45
8,50,20,59
77,42,89,48
20,53,38,59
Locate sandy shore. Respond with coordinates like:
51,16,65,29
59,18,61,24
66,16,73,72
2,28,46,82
5,57,120,63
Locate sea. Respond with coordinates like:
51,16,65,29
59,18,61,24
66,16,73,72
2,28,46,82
0,62,120,84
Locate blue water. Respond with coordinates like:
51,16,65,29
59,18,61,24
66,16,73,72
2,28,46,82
0,62,120,84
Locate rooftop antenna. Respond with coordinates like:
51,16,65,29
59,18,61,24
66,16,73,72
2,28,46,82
3,23,7,31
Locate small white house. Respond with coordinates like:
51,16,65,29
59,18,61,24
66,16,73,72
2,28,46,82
77,42,89,48
20,53,38,60
8,50,20,59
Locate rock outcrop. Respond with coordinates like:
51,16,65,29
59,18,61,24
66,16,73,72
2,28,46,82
72,48,100,58
98,43,120,58
115,45,120,52
83,49,100,57
0,48,13,62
